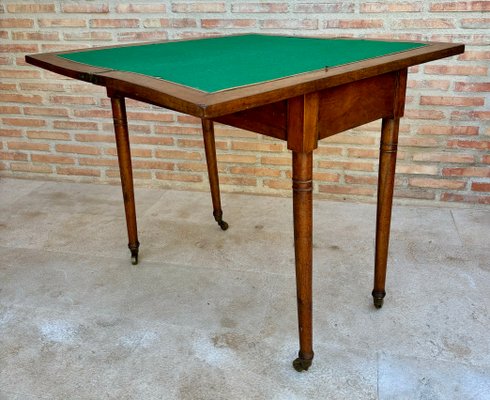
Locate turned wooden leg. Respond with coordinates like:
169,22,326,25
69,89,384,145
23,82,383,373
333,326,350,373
292,151,314,371
202,119,228,231
373,117,400,308
110,96,140,265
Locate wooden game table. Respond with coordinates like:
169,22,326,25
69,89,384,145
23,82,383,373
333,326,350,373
26,34,464,371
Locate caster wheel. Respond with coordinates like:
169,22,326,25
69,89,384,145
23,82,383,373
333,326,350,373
130,250,139,265
218,220,229,231
292,357,312,372
373,297,384,309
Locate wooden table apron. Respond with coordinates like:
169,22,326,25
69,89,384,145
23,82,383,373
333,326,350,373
25,37,464,372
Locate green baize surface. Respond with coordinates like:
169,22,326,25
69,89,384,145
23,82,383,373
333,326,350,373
59,34,425,93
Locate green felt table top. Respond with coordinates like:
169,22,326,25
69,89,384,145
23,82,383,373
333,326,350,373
59,34,425,93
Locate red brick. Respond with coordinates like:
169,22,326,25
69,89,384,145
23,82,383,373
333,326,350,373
318,160,375,172
116,4,166,13
409,178,466,190
57,167,100,177
3,118,46,127
442,167,490,177
420,96,484,107
79,158,118,167
233,3,288,13
220,176,257,186
261,19,318,30
118,31,168,42
38,19,87,28
27,130,70,141
127,111,175,123
0,70,41,79
260,156,290,166
12,31,59,41
32,154,75,164
62,4,109,13
399,137,439,147
396,164,438,175
316,146,343,157
75,134,114,143
1,129,24,138
412,152,475,163
0,106,21,114
441,193,490,205
105,148,151,158
173,3,226,13
430,1,490,11
55,144,100,155
54,121,98,131
50,95,97,105
263,179,290,190
461,18,490,28
361,2,422,12
0,19,34,28
20,83,65,92
454,82,490,92
202,19,255,29
155,150,202,160
7,3,55,13
155,172,203,183
0,151,29,161
90,19,139,28
471,182,490,192
395,19,455,29
132,160,174,170
324,19,384,29
313,172,340,183
451,111,490,121
218,154,256,164
424,65,488,76
404,109,445,120
230,166,281,177
447,140,490,150
0,44,39,53
345,174,378,185
130,136,174,146
24,107,69,117
407,79,450,91
143,18,197,28
417,125,478,136
8,141,50,152
11,163,52,174
319,184,376,196
64,31,113,41
395,188,436,201
294,3,354,12
458,51,490,61
231,141,284,152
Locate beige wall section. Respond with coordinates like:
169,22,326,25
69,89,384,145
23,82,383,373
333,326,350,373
0,1,489,205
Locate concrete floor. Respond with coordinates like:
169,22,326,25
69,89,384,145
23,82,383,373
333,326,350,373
0,177,489,400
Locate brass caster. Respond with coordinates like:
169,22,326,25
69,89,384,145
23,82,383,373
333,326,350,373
372,290,386,309
293,357,313,372
131,253,138,265
129,244,139,266
218,219,229,231
373,297,384,309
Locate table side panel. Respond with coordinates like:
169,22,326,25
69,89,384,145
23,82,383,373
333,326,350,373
318,72,397,139
213,101,287,140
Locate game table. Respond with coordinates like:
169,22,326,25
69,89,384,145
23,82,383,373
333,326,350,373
26,34,464,371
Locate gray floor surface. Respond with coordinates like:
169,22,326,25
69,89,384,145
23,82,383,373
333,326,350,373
0,177,489,400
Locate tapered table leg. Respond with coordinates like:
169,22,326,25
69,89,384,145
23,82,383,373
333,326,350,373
291,151,314,371
202,119,228,231
373,117,400,308
110,96,140,265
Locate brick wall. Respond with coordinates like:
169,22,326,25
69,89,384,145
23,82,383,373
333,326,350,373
1,1,489,205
